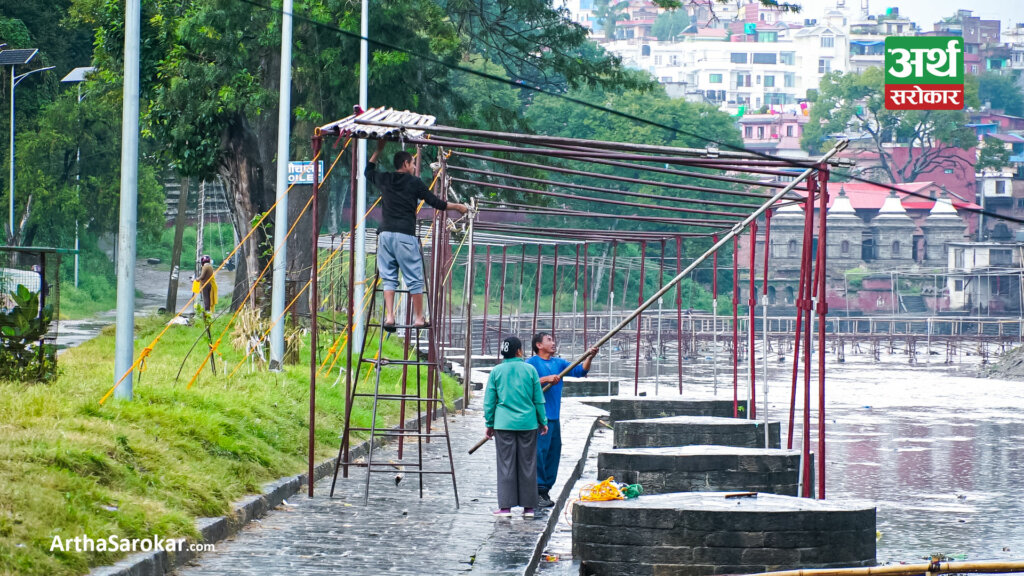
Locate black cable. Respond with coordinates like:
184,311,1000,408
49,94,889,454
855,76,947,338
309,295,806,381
230,0,1024,227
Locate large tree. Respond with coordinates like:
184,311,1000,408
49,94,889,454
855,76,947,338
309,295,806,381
802,68,979,183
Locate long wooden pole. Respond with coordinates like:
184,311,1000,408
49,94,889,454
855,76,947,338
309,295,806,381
748,560,1024,576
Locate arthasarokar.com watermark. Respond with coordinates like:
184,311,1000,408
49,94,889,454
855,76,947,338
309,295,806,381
50,534,215,554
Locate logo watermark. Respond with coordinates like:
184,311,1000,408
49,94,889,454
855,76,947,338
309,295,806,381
884,37,964,111
50,534,215,554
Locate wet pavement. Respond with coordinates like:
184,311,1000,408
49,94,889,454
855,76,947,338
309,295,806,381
55,260,234,350
173,394,604,575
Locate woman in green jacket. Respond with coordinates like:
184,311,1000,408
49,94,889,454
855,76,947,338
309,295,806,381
484,336,548,518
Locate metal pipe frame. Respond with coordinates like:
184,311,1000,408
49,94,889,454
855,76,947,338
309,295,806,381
450,152,791,199
452,177,748,219
475,201,735,228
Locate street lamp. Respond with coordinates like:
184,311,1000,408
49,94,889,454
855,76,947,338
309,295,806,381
1,48,54,244
61,66,96,287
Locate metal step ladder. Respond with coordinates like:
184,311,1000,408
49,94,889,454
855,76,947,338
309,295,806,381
329,272,459,507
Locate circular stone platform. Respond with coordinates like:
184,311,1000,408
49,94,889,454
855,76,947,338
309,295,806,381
563,377,620,397
614,416,781,449
609,398,747,423
573,492,876,576
598,446,804,496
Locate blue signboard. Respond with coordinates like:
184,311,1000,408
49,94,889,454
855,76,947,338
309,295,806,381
287,161,325,185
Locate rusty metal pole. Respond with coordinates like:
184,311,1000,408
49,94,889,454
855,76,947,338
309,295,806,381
551,245,559,338
712,234,719,394
801,178,817,497
634,240,646,396
583,242,589,351
762,210,773,449
732,236,740,417
748,221,757,420
496,245,507,359
533,244,542,337
461,201,476,409
656,239,665,395
308,134,321,498
816,166,830,498
572,244,580,355
608,241,618,395
481,245,491,354
676,235,683,395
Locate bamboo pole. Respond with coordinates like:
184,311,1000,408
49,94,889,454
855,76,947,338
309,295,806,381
746,560,1024,576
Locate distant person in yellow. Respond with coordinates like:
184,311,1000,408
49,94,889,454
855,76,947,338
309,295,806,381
194,255,218,312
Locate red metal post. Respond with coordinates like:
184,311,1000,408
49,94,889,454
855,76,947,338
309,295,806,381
801,177,817,497
533,244,542,337
583,242,589,349
496,245,507,359
482,246,491,354
733,236,739,417
816,167,830,499
676,235,683,395
551,244,559,338
634,240,646,396
748,222,757,420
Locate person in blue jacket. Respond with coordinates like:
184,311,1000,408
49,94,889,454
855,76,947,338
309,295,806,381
527,332,598,508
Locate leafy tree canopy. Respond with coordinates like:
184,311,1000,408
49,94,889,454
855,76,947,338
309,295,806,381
801,67,978,183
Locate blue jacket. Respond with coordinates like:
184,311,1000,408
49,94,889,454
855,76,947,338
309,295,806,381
526,355,588,421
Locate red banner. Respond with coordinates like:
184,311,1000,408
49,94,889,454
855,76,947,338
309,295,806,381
885,84,964,111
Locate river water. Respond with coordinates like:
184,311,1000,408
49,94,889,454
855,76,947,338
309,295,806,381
548,336,1024,563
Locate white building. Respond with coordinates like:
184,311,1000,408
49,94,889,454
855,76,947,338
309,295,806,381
601,22,846,113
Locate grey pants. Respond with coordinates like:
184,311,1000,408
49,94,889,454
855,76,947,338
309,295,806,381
494,429,538,509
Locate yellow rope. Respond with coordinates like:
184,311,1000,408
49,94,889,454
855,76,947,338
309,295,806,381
186,189,317,390
100,138,350,404
227,194,382,379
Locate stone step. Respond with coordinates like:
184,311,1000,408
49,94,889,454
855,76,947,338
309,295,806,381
598,446,806,496
614,416,781,449
609,397,747,423
563,377,620,398
573,491,876,576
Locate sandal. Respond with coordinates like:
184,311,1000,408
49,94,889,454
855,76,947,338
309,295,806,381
382,321,397,333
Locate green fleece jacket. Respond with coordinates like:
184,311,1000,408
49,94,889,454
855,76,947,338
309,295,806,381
483,357,548,431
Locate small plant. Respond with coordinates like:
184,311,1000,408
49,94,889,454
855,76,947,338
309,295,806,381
0,285,58,382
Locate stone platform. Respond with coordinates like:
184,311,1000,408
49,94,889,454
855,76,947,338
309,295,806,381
597,446,802,496
609,398,746,423
573,492,876,576
563,377,619,397
614,416,780,449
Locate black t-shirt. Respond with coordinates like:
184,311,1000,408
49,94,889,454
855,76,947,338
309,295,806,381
365,162,448,236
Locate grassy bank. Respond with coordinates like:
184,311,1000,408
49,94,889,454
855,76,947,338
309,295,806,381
0,314,460,576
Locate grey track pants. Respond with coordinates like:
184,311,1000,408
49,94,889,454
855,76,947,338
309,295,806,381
494,429,538,509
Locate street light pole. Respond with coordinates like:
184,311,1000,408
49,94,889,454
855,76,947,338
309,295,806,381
353,0,369,356
61,66,95,288
270,0,294,370
113,0,141,400
7,63,53,243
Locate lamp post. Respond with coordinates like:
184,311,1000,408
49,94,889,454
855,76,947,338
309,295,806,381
1,48,53,244
61,66,95,287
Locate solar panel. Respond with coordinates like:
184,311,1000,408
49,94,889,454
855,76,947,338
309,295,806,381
0,49,38,66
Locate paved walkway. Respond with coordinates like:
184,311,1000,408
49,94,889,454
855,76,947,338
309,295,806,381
174,393,603,575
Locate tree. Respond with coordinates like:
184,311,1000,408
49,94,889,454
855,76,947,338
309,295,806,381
592,0,630,40
802,68,979,183
651,10,690,41
978,72,1024,116
976,135,1012,174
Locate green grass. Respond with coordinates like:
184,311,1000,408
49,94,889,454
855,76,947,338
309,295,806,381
138,223,236,269
0,314,460,576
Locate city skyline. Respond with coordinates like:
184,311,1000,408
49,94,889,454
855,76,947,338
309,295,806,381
801,0,1024,28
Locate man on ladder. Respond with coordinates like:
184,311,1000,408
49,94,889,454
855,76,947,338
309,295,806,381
367,139,468,331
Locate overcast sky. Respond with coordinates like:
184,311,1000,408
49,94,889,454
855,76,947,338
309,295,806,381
798,0,1024,28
